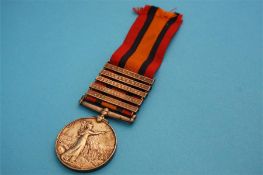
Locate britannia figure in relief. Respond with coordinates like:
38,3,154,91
61,121,106,162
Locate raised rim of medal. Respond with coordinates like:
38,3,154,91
55,117,117,171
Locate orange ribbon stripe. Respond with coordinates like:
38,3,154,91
124,9,171,73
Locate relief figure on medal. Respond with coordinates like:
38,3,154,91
56,118,116,170
61,120,106,162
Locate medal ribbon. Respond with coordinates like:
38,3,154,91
84,5,182,117
110,5,183,78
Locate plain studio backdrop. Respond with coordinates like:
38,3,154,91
1,0,262,175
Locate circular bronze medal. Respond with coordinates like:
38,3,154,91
55,117,117,171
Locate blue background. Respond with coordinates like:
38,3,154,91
1,0,262,175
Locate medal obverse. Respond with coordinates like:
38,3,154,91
55,117,116,171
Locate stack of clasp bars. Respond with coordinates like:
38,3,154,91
80,63,154,123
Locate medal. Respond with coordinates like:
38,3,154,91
55,5,183,171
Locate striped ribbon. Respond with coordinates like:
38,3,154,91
110,5,183,78
84,5,183,117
